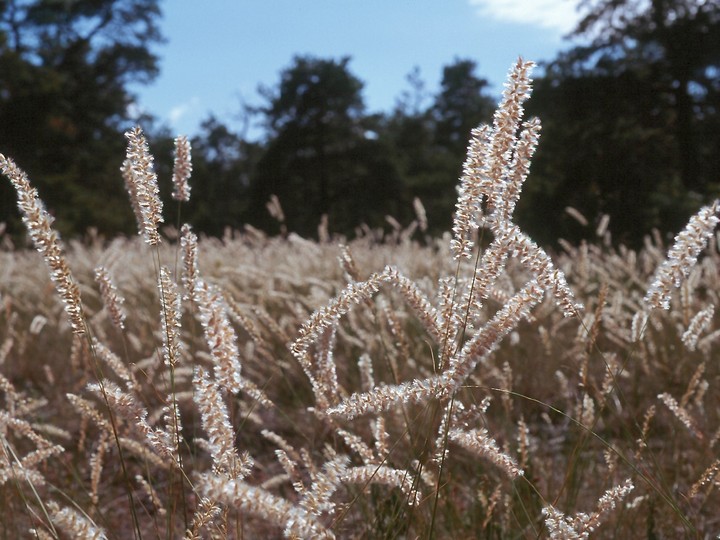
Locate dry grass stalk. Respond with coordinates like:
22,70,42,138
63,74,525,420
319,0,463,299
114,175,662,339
89,431,109,507
123,126,164,246
86,380,176,460
193,279,244,393
413,197,428,232
542,479,634,539
451,122,488,260
91,338,137,390
681,304,714,351
186,496,222,539
193,367,251,479
46,501,107,539
180,223,200,299
158,266,184,367
657,392,702,439
171,135,192,202
341,463,421,506
201,474,334,539
644,200,720,310
447,426,523,479
0,412,65,487
94,266,127,331
0,154,86,335
688,459,720,500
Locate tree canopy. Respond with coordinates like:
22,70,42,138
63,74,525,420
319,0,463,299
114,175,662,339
0,0,163,236
519,0,720,246
2,0,718,247
247,56,404,237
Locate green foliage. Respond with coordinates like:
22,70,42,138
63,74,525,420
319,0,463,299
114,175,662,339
381,59,495,236
0,0,163,237
248,56,405,237
432,58,495,155
2,0,719,249
517,0,720,247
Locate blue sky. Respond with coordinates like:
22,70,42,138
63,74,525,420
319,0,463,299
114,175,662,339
132,0,586,138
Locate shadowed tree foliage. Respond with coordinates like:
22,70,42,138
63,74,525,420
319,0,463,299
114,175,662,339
432,59,495,156
382,60,495,234
248,56,404,238
573,0,720,194
2,0,716,248
0,0,163,237
185,117,260,236
518,0,720,247
147,116,262,238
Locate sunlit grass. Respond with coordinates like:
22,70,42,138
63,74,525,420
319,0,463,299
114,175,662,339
0,59,718,539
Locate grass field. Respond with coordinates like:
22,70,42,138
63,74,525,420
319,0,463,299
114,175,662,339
0,59,718,539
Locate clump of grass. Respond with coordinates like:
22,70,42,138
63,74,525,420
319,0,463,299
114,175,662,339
0,59,718,539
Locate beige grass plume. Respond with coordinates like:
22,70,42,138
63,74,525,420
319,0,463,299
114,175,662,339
542,479,634,539
193,367,252,479
171,134,192,202
95,266,127,331
315,59,582,421
201,474,335,539
451,58,538,259
0,154,86,335
158,266,184,367
123,126,164,246
644,200,720,310
45,501,107,539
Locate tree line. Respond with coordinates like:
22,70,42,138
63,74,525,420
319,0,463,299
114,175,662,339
1,0,719,247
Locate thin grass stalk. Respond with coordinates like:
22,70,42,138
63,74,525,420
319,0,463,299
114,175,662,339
427,396,455,540
157,265,190,535
1,435,60,539
1,153,144,539
0,154,85,335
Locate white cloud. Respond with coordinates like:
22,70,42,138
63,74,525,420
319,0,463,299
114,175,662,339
126,101,145,122
469,0,581,35
168,97,201,126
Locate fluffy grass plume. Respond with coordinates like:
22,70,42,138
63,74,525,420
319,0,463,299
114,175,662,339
0,59,718,538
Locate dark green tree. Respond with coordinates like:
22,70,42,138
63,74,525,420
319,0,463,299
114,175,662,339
249,56,404,237
573,0,720,193
432,59,495,155
189,117,260,235
0,0,163,237
522,65,681,246
148,116,260,237
518,0,720,247
382,60,495,233
382,70,451,234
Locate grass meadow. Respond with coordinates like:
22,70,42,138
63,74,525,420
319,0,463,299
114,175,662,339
0,60,718,539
